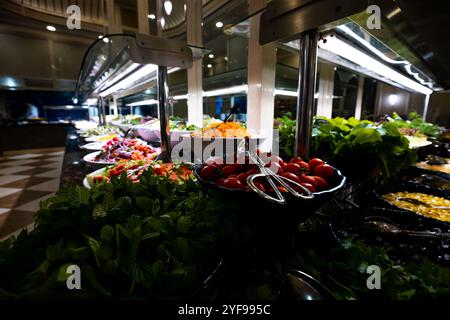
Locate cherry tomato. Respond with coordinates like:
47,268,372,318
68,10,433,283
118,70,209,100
223,177,244,190
309,158,324,171
314,164,335,180
312,176,328,190
297,161,310,173
253,182,266,192
217,178,226,187
258,152,272,165
298,174,318,189
289,156,303,164
277,186,288,193
236,173,248,184
246,169,260,176
281,172,301,184
153,164,164,176
284,163,301,174
235,155,249,165
200,165,220,181
267,162,283,174
300,182,316,193
232,163,247,174
270,155,285,168
222,165,236,177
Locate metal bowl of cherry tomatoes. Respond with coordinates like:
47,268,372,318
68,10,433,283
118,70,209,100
192,153,346,205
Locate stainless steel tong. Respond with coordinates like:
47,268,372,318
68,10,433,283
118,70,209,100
246,152,314,205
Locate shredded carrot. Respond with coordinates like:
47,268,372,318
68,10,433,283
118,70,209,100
192,122,249,138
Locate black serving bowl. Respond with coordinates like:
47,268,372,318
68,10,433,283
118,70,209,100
192,163,346,211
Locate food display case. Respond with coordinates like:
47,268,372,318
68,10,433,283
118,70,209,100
1,0,449,304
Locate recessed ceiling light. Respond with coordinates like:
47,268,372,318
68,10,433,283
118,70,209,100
148,14,156,20
207,64,212,68
215,21,223,28
208,54,214,59
164,1,173,15
46,25,56,32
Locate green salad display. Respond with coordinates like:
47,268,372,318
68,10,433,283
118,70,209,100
275,115,417,182
390,112,444,138
0,171,230,299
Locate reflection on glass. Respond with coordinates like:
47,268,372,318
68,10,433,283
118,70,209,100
361,78,378,120
332,67,359,118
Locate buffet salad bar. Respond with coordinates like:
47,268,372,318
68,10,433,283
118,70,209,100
1,113,449,300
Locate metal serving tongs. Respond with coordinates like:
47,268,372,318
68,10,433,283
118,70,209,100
246,151,314,205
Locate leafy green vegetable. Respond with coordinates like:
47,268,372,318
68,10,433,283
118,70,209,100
275,114,417,182
391,112,444,138
0,171,229,299
274,113,296,158
311,116,416,182
291,238,450,300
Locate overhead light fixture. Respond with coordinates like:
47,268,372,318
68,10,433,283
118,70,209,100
161,17,166,28
274,89,297,97
338,25,406,65
85,98,98,106
164,1,173,15
208,54,214,59
207,64,212,68
46,25,56,32
173,94,188,100
127,99,158,107
148,14,156,20
319,36,433,95
215,21,223,28
98,35,103,39
388,94,399,106
173,86,304,100
102,37,110,43
100,64,158,97
203,84,247,97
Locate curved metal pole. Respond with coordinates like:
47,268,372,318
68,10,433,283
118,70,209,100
158,65,171,162
295,29,319,159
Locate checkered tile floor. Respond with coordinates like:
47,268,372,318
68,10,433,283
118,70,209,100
0,149,64,239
